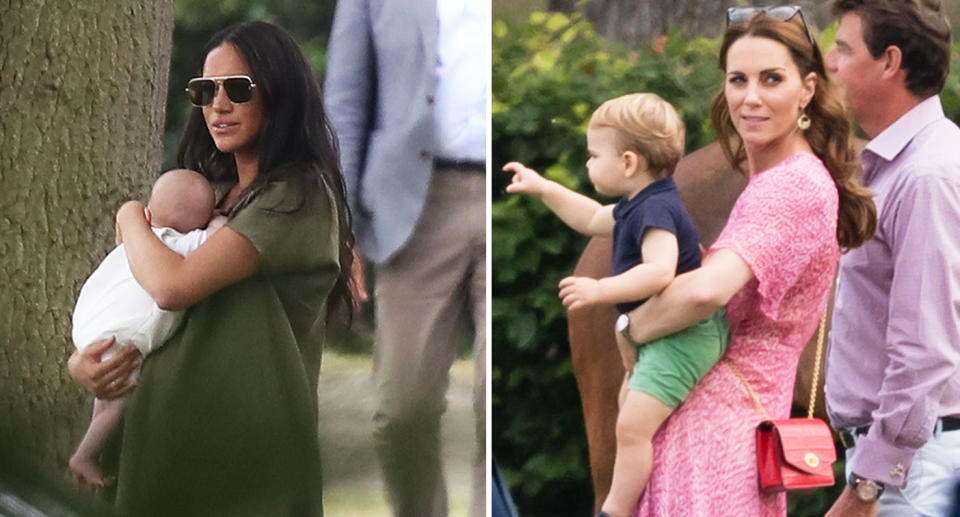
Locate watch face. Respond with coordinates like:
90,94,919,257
855,480,880,502
616,314,629,333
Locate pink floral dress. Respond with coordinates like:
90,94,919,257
634,152,840,516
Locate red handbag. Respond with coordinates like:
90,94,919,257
729,312,837,493
756,418,837,492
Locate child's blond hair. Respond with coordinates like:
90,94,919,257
589,93,685,177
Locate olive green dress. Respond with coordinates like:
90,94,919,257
114,178,339,516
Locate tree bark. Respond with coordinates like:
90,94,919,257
0,0,174,473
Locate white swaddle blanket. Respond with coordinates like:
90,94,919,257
72,227,208,363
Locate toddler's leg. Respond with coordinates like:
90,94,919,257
69,396,128,488
600,391,672,517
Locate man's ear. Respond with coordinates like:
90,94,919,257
622,151,647,178
879,45,903,81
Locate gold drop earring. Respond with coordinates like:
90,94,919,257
797,108,811,131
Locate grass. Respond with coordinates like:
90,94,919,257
317,351,478,516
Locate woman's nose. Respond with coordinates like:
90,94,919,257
744,82,762,105
210,84,232,111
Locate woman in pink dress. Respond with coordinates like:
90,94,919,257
614,7,877,517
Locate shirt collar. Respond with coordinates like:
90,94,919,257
865,95,945,163
615,177,676,218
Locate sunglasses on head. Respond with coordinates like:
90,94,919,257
726,5,815,46
185,75,257,107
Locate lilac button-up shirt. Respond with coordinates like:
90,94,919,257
826,96,960,487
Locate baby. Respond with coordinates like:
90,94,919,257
503,93,729,517
68,168,226,487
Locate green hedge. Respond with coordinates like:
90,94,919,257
492,11,960,517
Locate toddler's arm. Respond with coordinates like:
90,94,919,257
559,227,678,310
502,161,614,236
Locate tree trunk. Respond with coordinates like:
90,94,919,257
0,0,174,474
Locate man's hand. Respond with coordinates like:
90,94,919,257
502,161,551,198
350,248,369,308
558,276,604,310
825,486,879,517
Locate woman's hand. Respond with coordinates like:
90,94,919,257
116,200,149,228
68,337,140,399
615,330,639,373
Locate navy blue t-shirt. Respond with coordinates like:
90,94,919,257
612,177,701,313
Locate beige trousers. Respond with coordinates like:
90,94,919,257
372,170,486,517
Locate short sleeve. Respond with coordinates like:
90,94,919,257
227,180,340,275
710,159,835,320
632,198,679,243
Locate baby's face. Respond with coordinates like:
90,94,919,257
585,126,629,197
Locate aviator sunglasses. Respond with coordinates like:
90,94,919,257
726,5,815,46
185,75,257,107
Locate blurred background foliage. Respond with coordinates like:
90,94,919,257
491,9,960,517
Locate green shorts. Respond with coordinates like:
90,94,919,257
627,309,729,409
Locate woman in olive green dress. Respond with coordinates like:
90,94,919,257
68,21,355,515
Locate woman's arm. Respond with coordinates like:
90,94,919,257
116,201,261,311
623,249,753,345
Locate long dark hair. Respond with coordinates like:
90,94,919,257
177,21,356,323
709,13,877,249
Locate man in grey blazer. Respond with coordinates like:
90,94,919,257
324,1,487,516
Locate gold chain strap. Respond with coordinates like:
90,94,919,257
806,311,828,419
727,355,771,420
727,311,828,421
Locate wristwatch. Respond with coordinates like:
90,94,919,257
848,473,884,502
615,313,640,346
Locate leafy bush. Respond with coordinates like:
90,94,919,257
492,11,960,517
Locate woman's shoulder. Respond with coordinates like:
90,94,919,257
751,152,834,201
760,152,827,179
236,174,327,213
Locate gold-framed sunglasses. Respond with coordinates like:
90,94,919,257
185,75,257,107
726,5,815,46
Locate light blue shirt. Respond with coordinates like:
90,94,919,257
433,0,489,162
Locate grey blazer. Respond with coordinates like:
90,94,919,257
324,0,439,264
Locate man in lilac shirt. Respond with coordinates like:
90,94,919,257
824,1,960,516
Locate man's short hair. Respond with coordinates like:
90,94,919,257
589,93,686,177
832,0,951,98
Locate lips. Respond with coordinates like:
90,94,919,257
210,121,239,134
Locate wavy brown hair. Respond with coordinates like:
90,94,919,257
709,12,877,249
